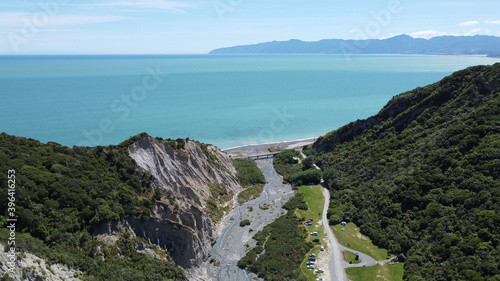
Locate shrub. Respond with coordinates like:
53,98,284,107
232,158,265,187
240,219,251,227
289,169,322,186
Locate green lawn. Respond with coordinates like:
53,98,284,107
343,251,361,264
332,222,389,261
332,222,403,281
297,185,327,281
346,263,404,281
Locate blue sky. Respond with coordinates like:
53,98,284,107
1,0,500,54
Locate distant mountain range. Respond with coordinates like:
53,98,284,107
209,34,500,56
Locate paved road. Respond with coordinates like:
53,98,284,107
323,188,348,281
340,245,378,268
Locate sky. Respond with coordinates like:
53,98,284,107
1,0,500,54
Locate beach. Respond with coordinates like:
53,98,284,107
223,137,316,158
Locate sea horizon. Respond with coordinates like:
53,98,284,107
2,54,499,149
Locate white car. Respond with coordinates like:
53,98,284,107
310,232,318,236
307,265,315,269
309,253,316,257
316,279,324,281
320,246,324,251
315,269,324,273
306,261,315,265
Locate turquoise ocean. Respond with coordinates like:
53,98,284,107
1,54,499,149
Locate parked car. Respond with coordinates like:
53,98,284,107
306,261,315,265
320,246,324,251
315,269,324,273
310,232,318,236
309,253,316,257
316,278,324,281
307,265,315,269
313,238,320,242
306,222,312,226
308,257,316,261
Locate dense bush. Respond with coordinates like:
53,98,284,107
301,155,318,170
289,169,322,186
232,158,265,187
274,149,300,165
0,133,185,280
314,64,500,281
273,149,304,185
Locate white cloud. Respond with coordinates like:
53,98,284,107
459,20,479,26
67,0,197,13
52,15,134,26
0,12,132,27
464,28,483,36
410,30,459,39
485,20,500,25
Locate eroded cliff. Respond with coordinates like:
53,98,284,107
126,134,243,268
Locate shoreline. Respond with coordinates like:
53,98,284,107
223,137,317,158
221,136,317,152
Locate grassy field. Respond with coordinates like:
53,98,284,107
332,222,389,261
346,263,404,281
343,251,361,264
332,222,403,280
296,185,327,281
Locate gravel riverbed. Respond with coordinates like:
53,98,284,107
190,140,314,281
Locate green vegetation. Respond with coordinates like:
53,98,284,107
274,149,321,187
237,193,313,281
209,182,233,203
301,246,322,281
0,132,185,280
273,149,302,183
315,64,500,280
289,169,322,186
232,158,266,204
346,263,404,281
166,138,187,150
268,146,279,152
237,184,264,204
332,223,388,261
207,183,234,222
240,219,251,227
0,224,185,281
343,251,361,264
207,182,233,223
232,158,265,187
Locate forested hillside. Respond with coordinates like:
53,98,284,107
0,133,186,280
314,63,500,281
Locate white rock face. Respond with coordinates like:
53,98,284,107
0,244,81,281
126,134,243,268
